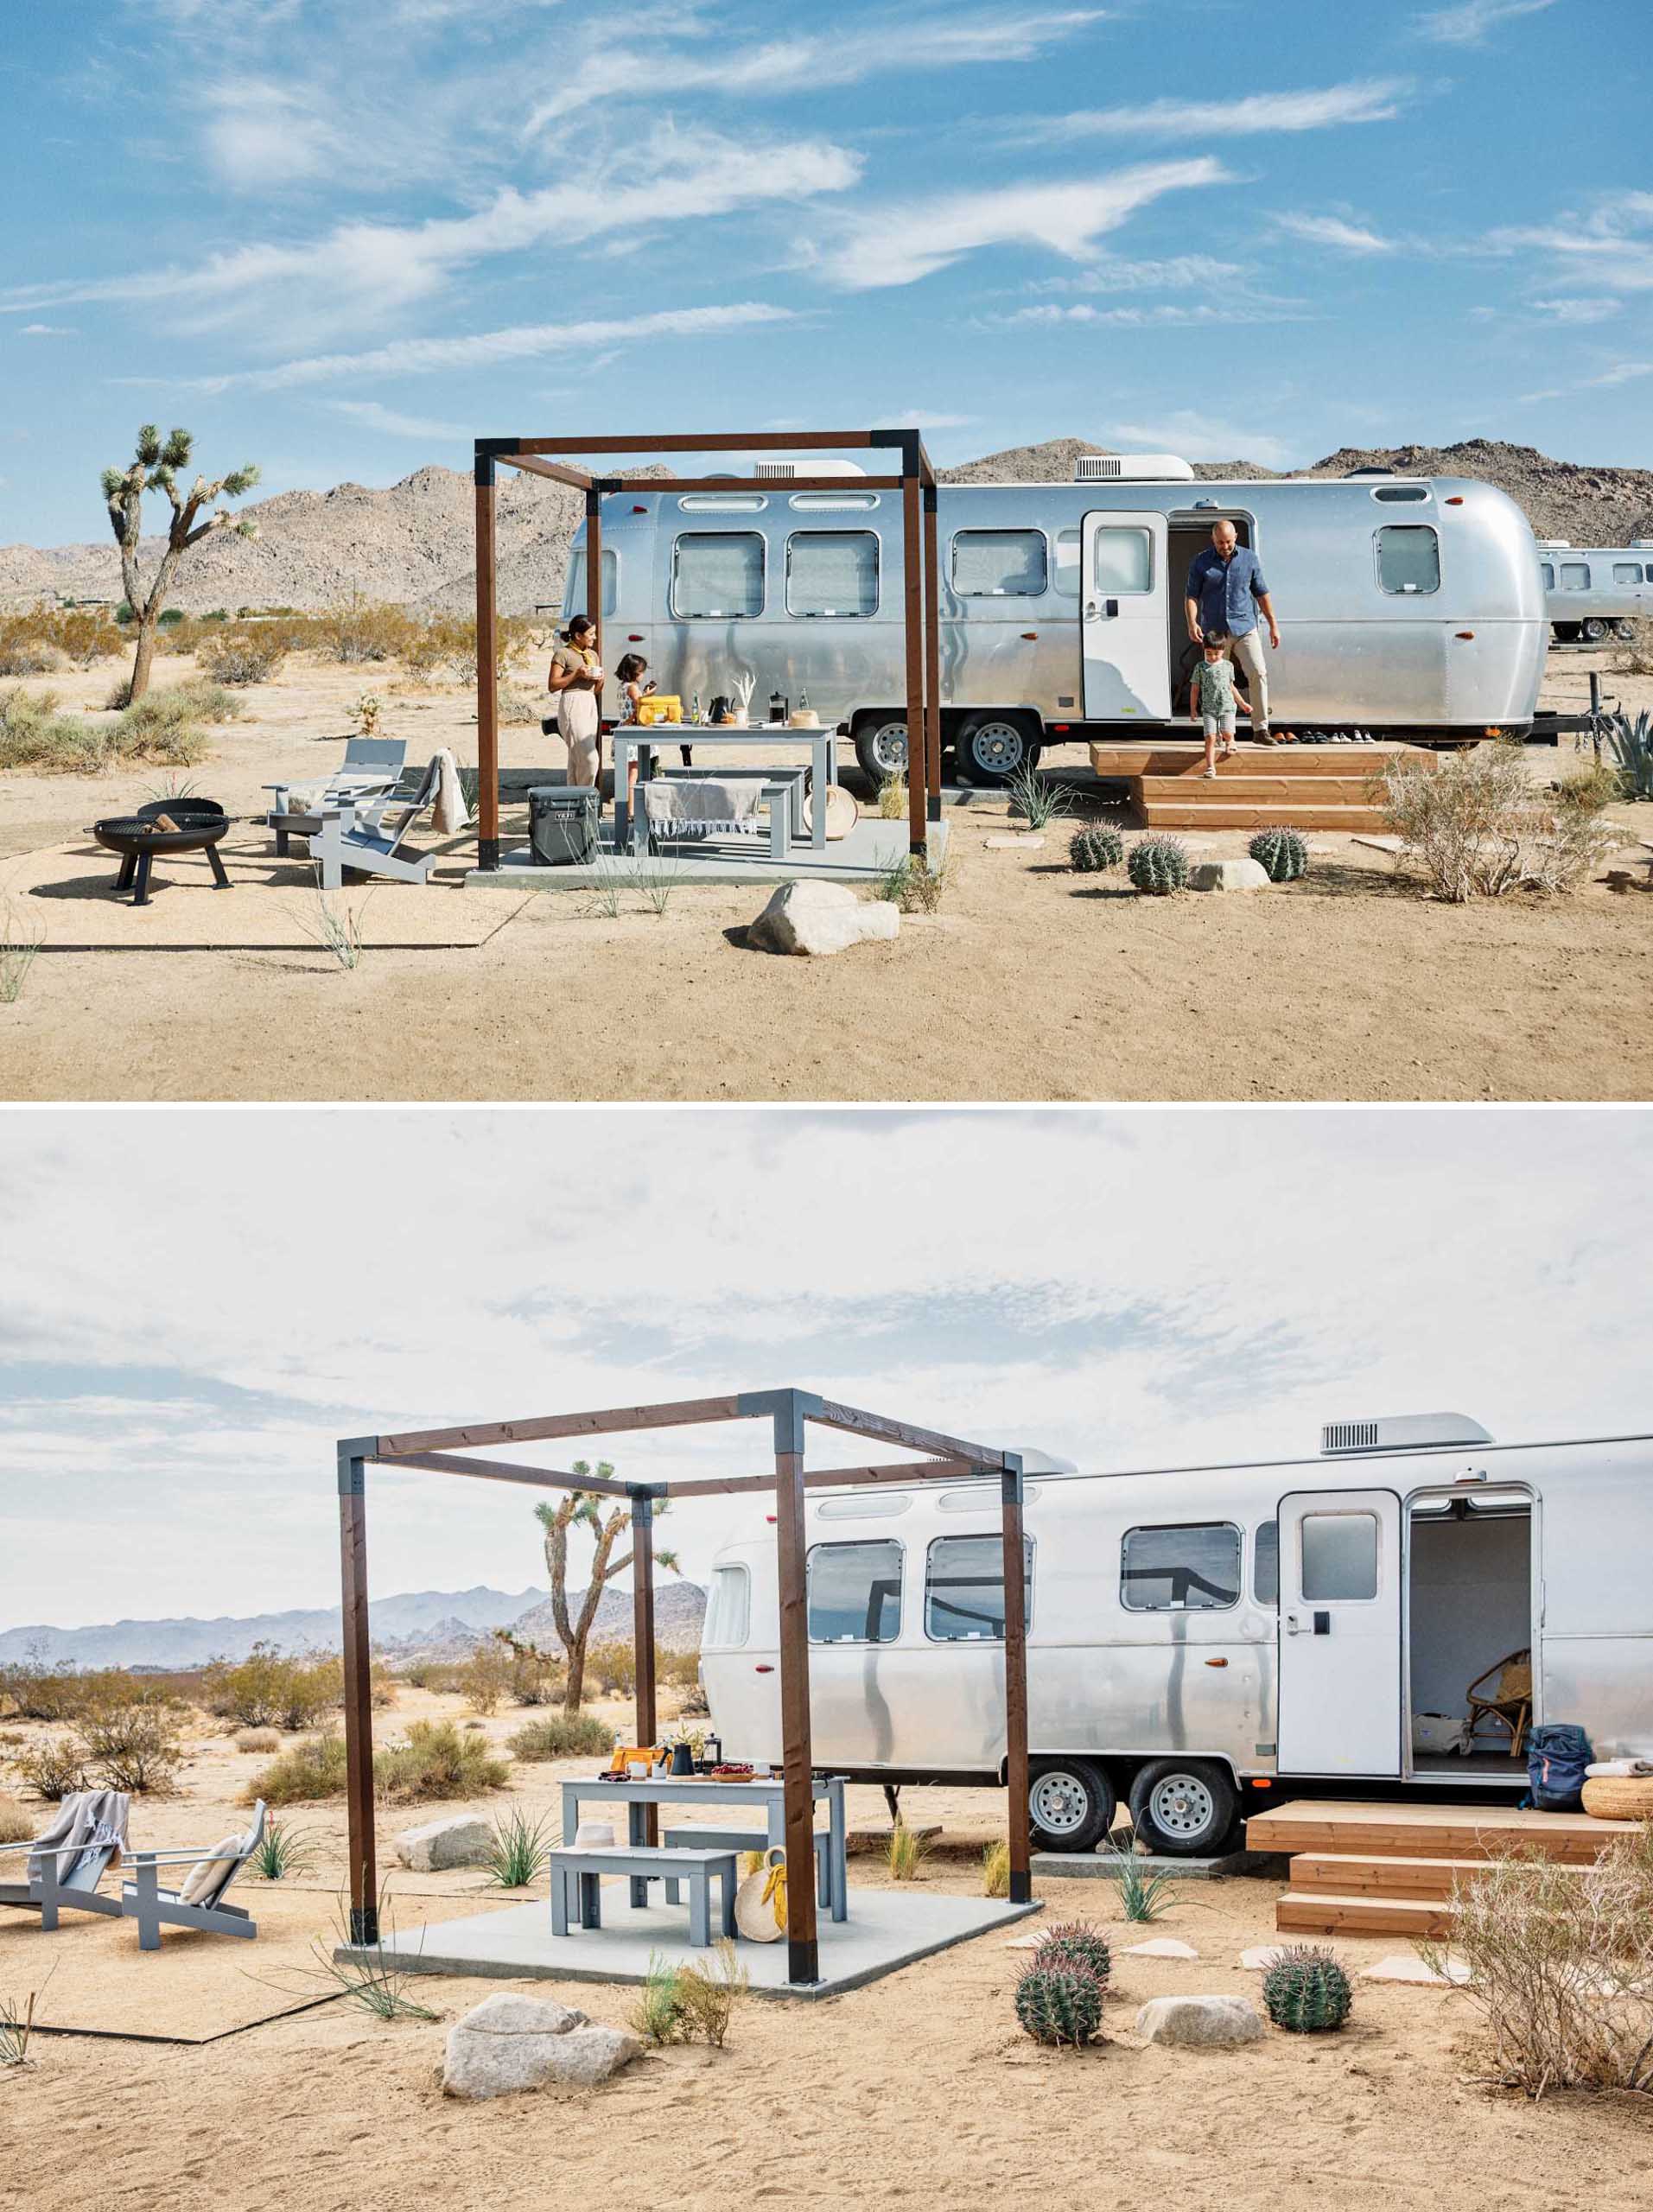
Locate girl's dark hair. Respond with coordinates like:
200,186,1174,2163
614,652,647,683
564,614,594,640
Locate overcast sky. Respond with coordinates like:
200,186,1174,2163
1,1106,1646,1633
2,0,1650,543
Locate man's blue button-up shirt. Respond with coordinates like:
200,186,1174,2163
1186,544,1268,638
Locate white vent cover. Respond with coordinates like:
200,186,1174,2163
754,458,867,481
1075,453,1195,483
1322,1412,1494,1454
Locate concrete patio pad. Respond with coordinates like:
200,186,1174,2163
340,1884,1039,2000
465,815,947,891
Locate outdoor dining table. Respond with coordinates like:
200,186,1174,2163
610,724,837,855
558,1771,848,1922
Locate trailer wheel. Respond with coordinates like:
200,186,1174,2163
1552,623,1580,644
1028,1758,1116,1853
956,712,1040,786
1614,619,1638,642
1580,617,1610,644
854,715,909,785
1127,1760,1240,1858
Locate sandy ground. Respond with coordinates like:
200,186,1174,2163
3,1687,1652,2212
1,651,1650,1104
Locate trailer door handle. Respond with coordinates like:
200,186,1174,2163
1284,1613,1301,1635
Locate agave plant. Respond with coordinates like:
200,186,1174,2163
1603,709,1653,801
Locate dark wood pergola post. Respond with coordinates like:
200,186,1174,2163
771,1389,819,1985
474,458,501,870
631,1488,659,1878
922,480,943,827
337,1440,378,1943
901,448,926,858
999,1452,1032,1904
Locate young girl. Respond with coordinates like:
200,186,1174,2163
614,652,693,770
1189,628,1250,779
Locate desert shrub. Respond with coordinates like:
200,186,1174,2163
1383,741,1614,901
658,1649,702,1691
874,852,949,913
14,1738,90,1802
197,628,286,685
1109,1853,1178,1923
982,1840,1010,1897
397,1658,461,1694
374,1720,510,1804
248,1732,348,1805
877,771,908,821
0,621,55,677
0,1649,88,1723
887,1822,930,1881
489,1629,564,1707
453,1641,514,1716
202,1644,338,1730
118,677,240,732
1424,1833,1653,2096
233,1727,281,1754
73,1683,186,1793
631,1941,747,2047
583,1640,637,1698
485,1808,550,1889
1014,1960,1105,2048
0,689,108,773
319,597,414,664
249,1817,315,1882
508,1711,613,1763
0,1796,37,1844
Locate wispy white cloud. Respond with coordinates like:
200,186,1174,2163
1491,194,1653,292
1108,409,1294,467
19,323,75,337
1023,252,1249,296
1411,0,1554,44
161,302,797,393
987,301,1307,329
1273,213,1396,255
809,158,1230,289
1026,79,1410,143
328,399,471,439
525,9,1104,128
1528,297,1622,325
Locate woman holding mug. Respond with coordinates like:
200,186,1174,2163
546,614,605,791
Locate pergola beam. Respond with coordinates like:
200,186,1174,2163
809,1397,1008,1470
495,453,595,490
374,1395,750,1458
379,1449,632,1496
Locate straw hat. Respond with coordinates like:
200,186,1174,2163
572,1821,616,1849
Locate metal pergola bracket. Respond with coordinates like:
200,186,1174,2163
334,1386,1032,1981
470,429,943,867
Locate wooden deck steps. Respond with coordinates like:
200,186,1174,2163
1249,1799,1636,1937
1088,741,1433,834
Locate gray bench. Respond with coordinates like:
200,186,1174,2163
661,1827,830,1911
549,1845,737,1948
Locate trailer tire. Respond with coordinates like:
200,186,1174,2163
1128,1760,1240,1858
1614,619,1638,642
955,712,1040,786
1580,617,1610,644
853,715,910,786
1028,1758,1116,1853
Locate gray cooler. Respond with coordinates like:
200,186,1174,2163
527,785,600,867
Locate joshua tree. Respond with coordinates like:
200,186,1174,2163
101,425,260,702
534,1461,679,1714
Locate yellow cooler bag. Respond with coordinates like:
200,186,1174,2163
634,695,683,728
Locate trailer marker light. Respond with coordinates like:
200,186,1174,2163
1021,632,1038,641
1205,1656,1229,1668
755,1664,775,1674
1446,495,1465,505
1052,723,1071,734
628,633,645,642
1455,631,1475,640
1250,1778,1271,1789
633,505,647,513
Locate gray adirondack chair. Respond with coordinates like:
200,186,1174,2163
309,759,442,889
265,737,409,855
118,1802,265,1950
0,1791,128,1927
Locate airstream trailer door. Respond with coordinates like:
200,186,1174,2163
1277,1490,1403,1777
1081,512,1170,720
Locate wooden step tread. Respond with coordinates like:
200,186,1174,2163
1140,804,1391,831
1089,745,1429,779
1276,1890,1457,1937
1287,1851,1583,1900
1249,1799,1628,1866
1138,775,1383,799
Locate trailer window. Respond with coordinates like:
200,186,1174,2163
671,532,764,619
807,1540,902,1643
925,1535,1034,1642
1560,562,1589,591
1540,563,1555,591
1121,1523,1241,1611
562,549,618,620
1376,525,1440,596
703,1564,750,1648
786,531,878,618
1373,483,1430,503
1300,1512,1379,1602
1053,527,1082,598
951,529,1047,598
1093,525,1154,594
1253,1521,1279,1606
1613,562,1644,584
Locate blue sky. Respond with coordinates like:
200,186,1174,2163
0,0,1650,548
1,1106,1647,1629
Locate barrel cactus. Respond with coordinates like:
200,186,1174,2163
1036,1920,1111,1990
1014,1960,1105,2048
1261,1946,1353,2033
1249,825,1310,882
1127,834,1190,895
1069,822,1124,874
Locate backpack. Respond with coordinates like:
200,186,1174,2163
1525,1723,1593,1812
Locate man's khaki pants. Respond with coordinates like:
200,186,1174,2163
1220,629,1270,735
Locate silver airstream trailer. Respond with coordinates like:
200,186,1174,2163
698,1414,1653,1856
566,456,1548,785
1537,540,1653,643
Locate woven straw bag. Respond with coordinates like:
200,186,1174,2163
734,1847,787,1942
1580,1774,1653,1822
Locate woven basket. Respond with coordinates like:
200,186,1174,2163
1580,1775,1653,1822
734,1847,787,1942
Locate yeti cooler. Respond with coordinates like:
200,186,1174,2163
528,785,600,867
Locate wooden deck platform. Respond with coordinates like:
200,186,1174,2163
1087,741,1433,833
1249,1798,1638,1937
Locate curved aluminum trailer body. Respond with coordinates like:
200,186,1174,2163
1540,543,1653,639
568,474,1546,760
701,1428,1653,1802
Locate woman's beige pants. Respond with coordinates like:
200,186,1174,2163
557,687,601,787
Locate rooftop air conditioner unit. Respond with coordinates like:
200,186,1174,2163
754,459,867,481
1321,1412,1494,1454
1074,453,1195,483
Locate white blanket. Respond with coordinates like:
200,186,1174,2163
643,778,763,831
28,1789,130,1882
430,747,467,835
1586,1758,1653,1777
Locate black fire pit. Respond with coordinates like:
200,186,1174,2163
91,799,232,906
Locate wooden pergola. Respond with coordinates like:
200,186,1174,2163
472,431,944,866
338,1388,1031,1986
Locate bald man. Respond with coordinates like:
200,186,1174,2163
1185,520,1281,745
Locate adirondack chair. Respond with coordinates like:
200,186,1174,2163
0,1790,128,1927
118,1802,266,1950
309,759,442,890
264,737,409,855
